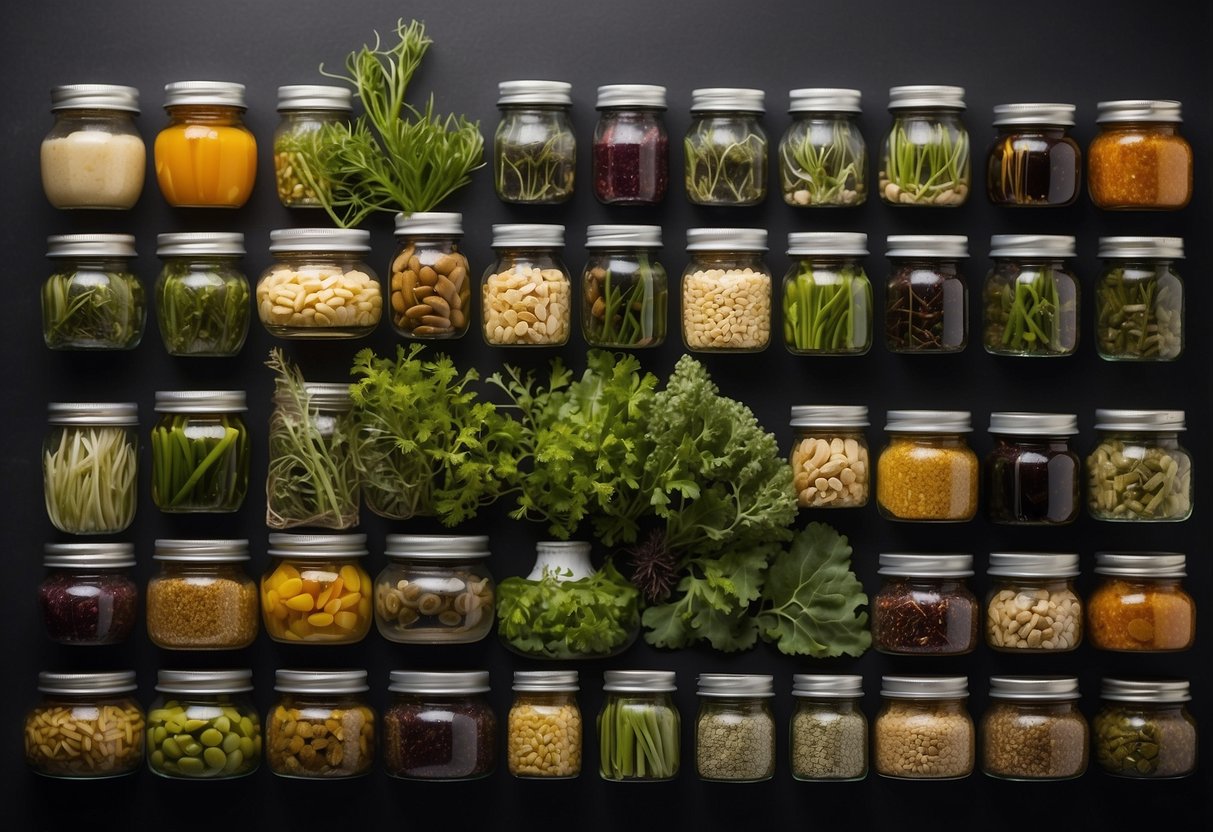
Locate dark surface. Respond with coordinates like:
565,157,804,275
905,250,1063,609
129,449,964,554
4,0,1210,828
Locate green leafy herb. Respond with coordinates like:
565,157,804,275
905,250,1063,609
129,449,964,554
156,261,248,357
684,121,767,205
880,121,969,206
779,117,866,206
42,270,144,350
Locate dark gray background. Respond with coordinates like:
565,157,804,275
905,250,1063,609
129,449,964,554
4,0,1210,828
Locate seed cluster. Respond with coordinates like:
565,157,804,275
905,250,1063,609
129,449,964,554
146,575,258,649
1094,706,1197,777
257,267,382,331
507,701,581,778
682,268,771,350
791,435,868,508
267,703,374,777
987,586,1081,651
876,438,978,520
1087,439,1191,520
25,702,144,777
981,703,1087,779
695,709,775,781
874,702,973,779
790,706,866,779
390,245,470,337
482,267,571,345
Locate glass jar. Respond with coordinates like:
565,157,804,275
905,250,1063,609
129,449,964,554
789,405,870,508
872,553,978,656
25,671,144,779
986,103,1081,206
497,541,639,660
374,535,494,644
43,233,144,350
884,234,968,352
258,228,382,338
599,670,680,782
1094,679,1197,778
593,84,668,205
266,381,358,529
261,533,373,644
1096,236,1184,361
983,234,1079,356
684,88,767,206
581,224,667,348
695,674,775,783
151,390,249,512
154,81,256,208
39,543,138,645
986,412,1080,524
384,671,496,781
389,212,471,340
146,539,259,650
782,232,871,355
41,84,145,209
273,84,351,208
43,402,138,534
482,223,571,346
790,675,867,782
267,670,375,779
880,85,970,206
981,676,1088,780
876,410,978,522
1087,409,1191,521
779,88,866,207
508,671,582,779
147,669,261,780
682,227,771,352
875,676,973,779
986,553,1082,652
1088,553,1194,652
155,232,250,357
1088,100,1192,210
494,80,575,204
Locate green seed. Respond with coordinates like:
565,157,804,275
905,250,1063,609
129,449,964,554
222,733,241,754
213,716,231,734
223,749,245,773
162,738,183,759
150,749,166,769
204,747,228,769
178,756,206,775
200,728,224,747
240,736,255,757
183,741,203,757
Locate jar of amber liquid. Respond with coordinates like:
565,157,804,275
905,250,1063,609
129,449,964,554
1088,553,1194,652
154,81,257,208
1088,100,1192,210
986,103,1080,206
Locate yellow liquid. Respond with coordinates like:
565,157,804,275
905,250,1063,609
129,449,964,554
155,123,257,207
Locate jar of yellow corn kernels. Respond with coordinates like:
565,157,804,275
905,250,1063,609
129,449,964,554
877,410,978,522
261,533,373,644
681,227,771,353
508,670,582,779
267,670,375,779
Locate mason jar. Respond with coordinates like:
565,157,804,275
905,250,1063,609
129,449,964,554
1096,236,1184,361
682,227,771,352
261,533,373,644
872,553,978,656
684,88,767,206
147,669,261,780
789,405,870,508
983,234,1079,356
1088,100,1192,210
39,543,138,645
695,674,775,782
41,84,145,209
151,391,249,512
43,234,144,350
154,81,256,208
593,84,668,205
782,232,872,355
43,402,138,534
1088,553,1194,652
875,676,973,780
880,85,970,206
267,670,375,779
146,539,258,650
384,670,496,781
981,676,1087,780
508,671,582,779
273,84,352,208
389,212,471,339
986,553,1082,652
986,103,1081,206
482,223,571,346
25,671,144,779
884,235,968,352
1087,409,1191,521
876,410,978,522
494,80,575,204
155,232,250,357
987,412,1080,525
374,534,494,644
1094,678,1197,778
790,674,867,781
779,88,866,207
581,224,667,348
599,670,680,782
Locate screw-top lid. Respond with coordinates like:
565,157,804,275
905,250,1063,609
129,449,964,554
888,85,965,110
885,235,969,259
491,223,565,248
47,233,137,259
603,670,676,693
885,409,972,433
269,227,371,253
1094,409,1185,431
389,670,490,695
44,543,136,570
267,533,368,558
989,412,1079,436
156,669,254,694
989,676,1080,701
275,382,352,411
51,84,140,113
992,103,1076,127
989,235,1076,259
274,669,369,694
596,84,666,109
513,670,578,692
498,80,572,107
1096,100,1182,124
792,674,863,699
988,553,1080,578
154,539,250,563
690,88,765,113
788,88,861,114
585,224,662,248
1101,678,1190,703
157,232,245,257
1095,552,1186,578
384,534,491,560
790,405,869,428
154,390,247,413
881,675,969,699
696,673,774,698
878,553,974,578
1098,236,1184,260
39,671,138,695
393,212,463,237
686,227,768,252
276,84,352,112
47,402,138,426
164,81,246,109
787,232,867,256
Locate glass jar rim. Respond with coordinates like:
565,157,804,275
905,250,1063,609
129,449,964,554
888,85,965,110
393,211,463,237
792,674,863,698
276,84,352,112
790,405,869,428
513,670,578,692
157,232,245,257
498,80,572,106
885,409,971,433
603,670,676,693
267,533,368,558
586,224,662,249
989,675,1080,701
1096,99,1182,124
788,88,861,114
154,390,247,413
686,227,767,252
275,669,369,694
154,539,250,562
989,412,1078,436
1094,409,1184,431
491,223,564,248
51,84,140,113
881,675,968,699
163,80,246,109
992,103,1076,127
878,553,973,578
886,235,968,259
38,671,137,695
156,669,254,694
1098,236,1184,260
989,235,1076,259
44,543,136,570
47,233,137,259
596,84,666,110
988,552,1080,578
787,232,867,256
690,87,764,113
389,670,490,695
697,673,774,698
1101,677,1190,703
269,228,371,253
1094,552,1186,578
384,534,491,559
47,402,138,426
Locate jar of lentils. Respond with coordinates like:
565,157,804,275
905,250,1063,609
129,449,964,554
986,411,1080,525
782,231,872,355
682,227,771,353
39,543,138,645
872,553,978,656
1094,678,1197,779
789,405,870,509
981,676,1087,781
986,553,1082,653
508,671,582,779
1096,236,1184,361
482,223,571,346
790,674,867,782
874,676,973,780
884,234,968,353
983,234,1079,356
876,410,978,522
1086,409,1191,522
695,673,775,783
273,84,351,208
383,670,496,781
267,670,375,779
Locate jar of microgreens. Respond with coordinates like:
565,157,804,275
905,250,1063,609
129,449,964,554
682,227,771,353
1094,679,1197,778
790,674,868,781
374,534,495,645
43,402,138,534
779,88,867,207
987,103,1081,207
147,669,261,780
389,212,471,340
494,80,575,204
983,235,1079,356
151,391,249,513
1087,410,1191,522
684,88,767,206
598,670,681,782
43,233,144,350
884,235,969,353
261,533,373,644
581,224,667,348
482,223,571,346
41,84,145,209
273,84,352,208
695,674,776,783
782,232,871,355
155,232,250,357
880,85,970,206
593,84,669,205
789,405,870,509
25,671,144,779
1096,236,1184,361
155,81,256,208
1088,100,1192,210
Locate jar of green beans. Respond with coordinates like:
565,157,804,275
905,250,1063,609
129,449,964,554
155,232,249,357
273,85,351,208
1096,237,1184,361
885,235,968,353
494,80,575,205
151,391,249,513
685,88,767,206
581,225,667,348
781,232,871,355
779,88,866,207
879,86,970,206
1087,409,1191,522
598,671,680,782
983,235,1079,356
43,402,138,535
43,233,144,350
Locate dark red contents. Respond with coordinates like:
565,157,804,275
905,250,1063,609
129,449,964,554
593,113,668,204
987,437,1080,524
383,697,496,780
38,572,138,644
872,579,978,655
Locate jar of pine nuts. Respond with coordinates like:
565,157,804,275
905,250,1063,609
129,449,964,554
789,405,870,508
273,85,351,208
390,212,471,339
986,553,1082,652
25,671,145,779
508,671,582,779
876,410,978,522
482,224,571,346
267,670,375,779
373,535,495,645
874,675,973,780
681,227,771,352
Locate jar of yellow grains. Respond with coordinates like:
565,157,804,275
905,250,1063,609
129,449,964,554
877,410,978,522
508,670,582,779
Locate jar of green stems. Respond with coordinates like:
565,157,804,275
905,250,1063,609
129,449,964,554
779,88,866,207
782,232,871,355
43,233,144,350
598,671,680,782
151,390,249,512
155,232,249,357
1096,237,1184,361
880,86,970,207
684,88,767,206
43,402,138,535
983,235,1078,356
494,80,575,205
581,224,667,348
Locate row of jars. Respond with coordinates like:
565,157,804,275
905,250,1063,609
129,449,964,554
42,82,1194,212
24,670,1198,782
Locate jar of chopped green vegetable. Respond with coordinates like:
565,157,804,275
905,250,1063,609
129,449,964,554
781,232,871,355
155,232,249,357
43,233,144,350
1096,237,1184,361
273,85,351,208
598,671,680,782
581,225,667,348
1094,678,1196,779
151,391,249,513
1087,409,1191,522
983,235,1079,356
885,235,968,353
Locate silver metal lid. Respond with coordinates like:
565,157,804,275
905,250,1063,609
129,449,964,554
787,232,867,256
881,675,969,699
154,539,250,563
792,674,863,699
696,673,774,698
491,223,565,248
1098,236,1184,260
157,232,245,257
51,84,140,114
989,676,1080,701
389,671,490,695
38,671,138,696
888,85,965,110
878,553,974,578
277,382,352,411
1096,100,1182,124
164,81,247,109
44,543,136,570
885,410,972,433
602,670,676,693
513,670,579,692
156,669,254,694
992,103,1076,127
154,390,247,413
690,88,765,113
886,235,969,259
596,84,667,109
47,402,138,426
1094,409,1185,432
394,211,463,237
585,224,662,249
1095,552,1186,578
269,227,371,253
988,553,1080,578
988,412,1079,436
790,405,869,428
686,227,768,252
274,669,369,694
276,84,353,112
1101,678,1190,704
498,80,572,107
384,534,491,560
788,88,861,114
47,233,137,259
267,533,368,558
989,235,1076,259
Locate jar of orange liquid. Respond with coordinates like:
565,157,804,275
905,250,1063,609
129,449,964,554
155,81,257,208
